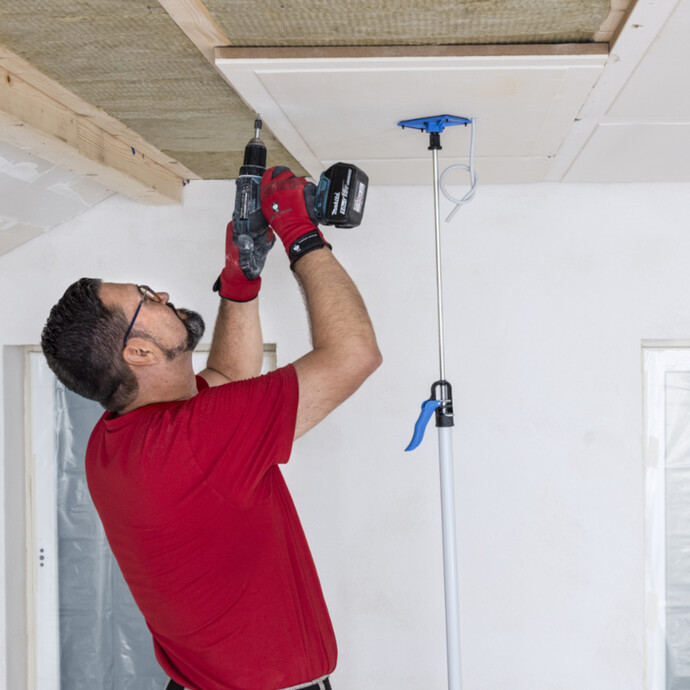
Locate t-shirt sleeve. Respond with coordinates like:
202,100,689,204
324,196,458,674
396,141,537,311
185,365,299,503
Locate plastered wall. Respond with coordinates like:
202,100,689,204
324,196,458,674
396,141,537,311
3,180,690,689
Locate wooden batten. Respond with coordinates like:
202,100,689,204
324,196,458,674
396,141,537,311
0,45,193,204
158,0,232,63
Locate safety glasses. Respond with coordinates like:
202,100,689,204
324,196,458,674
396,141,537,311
122,285,162,348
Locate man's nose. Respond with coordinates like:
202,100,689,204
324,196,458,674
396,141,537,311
155,291,170,304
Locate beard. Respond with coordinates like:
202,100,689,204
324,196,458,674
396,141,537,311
161,304,206,361
176,307,206,351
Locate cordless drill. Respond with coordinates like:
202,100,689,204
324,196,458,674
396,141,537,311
232,116,267,240
234,115,369,233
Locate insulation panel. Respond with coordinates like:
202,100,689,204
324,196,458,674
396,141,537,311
0,0,303,179
205,0,611,46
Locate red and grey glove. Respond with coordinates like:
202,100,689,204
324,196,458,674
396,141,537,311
213,209,275,302
260,167,331,267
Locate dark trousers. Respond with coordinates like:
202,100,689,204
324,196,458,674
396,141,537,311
166,678,332,690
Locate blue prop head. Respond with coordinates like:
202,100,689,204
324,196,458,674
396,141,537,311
397,115,471,133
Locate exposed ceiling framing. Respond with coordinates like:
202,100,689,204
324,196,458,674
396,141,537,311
0,1,619,191
0,45,193,205
3,0,689,256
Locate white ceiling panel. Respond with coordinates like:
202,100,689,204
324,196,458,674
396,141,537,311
557,0,689,183
216,50,607,185
564,122,690,182
608,0,690,119
0,140,111,255
327,154,554,187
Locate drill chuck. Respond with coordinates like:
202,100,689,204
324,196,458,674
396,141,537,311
240,122,266,175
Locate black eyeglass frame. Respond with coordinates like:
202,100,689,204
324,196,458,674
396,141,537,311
122,285,162,348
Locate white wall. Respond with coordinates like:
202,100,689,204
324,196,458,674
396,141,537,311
2,179,690,689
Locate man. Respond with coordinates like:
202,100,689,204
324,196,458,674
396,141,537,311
41,168,382,690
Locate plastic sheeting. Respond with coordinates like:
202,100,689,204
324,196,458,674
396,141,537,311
663,372,690,690
55,382,168,689
645,348,690,690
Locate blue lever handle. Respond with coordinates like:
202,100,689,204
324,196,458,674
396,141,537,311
405,399,442,451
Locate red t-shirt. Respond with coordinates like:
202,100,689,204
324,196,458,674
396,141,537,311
85,365,337,690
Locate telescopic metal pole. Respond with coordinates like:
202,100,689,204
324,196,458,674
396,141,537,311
430,136,462,690
431,145,447,381
399,115,471,690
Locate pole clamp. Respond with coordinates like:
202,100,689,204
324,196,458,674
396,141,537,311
405,379,455,451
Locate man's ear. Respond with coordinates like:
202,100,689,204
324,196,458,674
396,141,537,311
122,337,162,366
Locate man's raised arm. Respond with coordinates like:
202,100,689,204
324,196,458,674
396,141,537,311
199,206,273,386
200,298,264,386
260,167,382,439
291,250,381,438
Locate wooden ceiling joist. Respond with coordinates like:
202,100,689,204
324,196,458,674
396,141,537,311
0,45,194,205
158,0,232,64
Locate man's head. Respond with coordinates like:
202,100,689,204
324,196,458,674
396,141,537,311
41,278,205,413
109,283,206,362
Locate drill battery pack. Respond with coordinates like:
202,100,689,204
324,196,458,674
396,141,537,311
314,162,369,228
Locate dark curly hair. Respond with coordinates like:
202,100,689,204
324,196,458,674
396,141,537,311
40,278,138,413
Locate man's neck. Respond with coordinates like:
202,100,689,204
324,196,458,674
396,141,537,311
119,358,199,414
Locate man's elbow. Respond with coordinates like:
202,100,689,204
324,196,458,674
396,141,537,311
367,343,383,376
349,339,383,384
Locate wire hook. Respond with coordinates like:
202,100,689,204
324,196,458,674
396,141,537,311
439,119,478,222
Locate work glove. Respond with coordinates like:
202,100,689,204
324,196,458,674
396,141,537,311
213,209,275,302
260,167,331,267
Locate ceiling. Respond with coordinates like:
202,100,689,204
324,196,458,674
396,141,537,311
0,0,687,256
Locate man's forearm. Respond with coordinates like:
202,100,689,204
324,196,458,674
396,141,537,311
291,249,382,437
294,250,377,355
257,166,381,437
203,298,264,384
